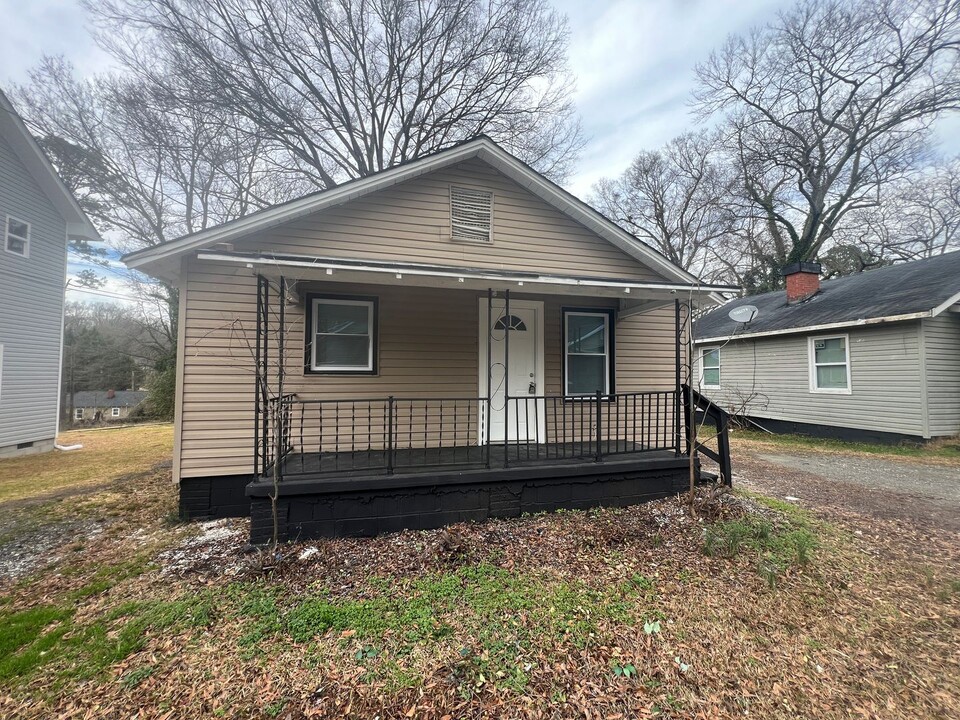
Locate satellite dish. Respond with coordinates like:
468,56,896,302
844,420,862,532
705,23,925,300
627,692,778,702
728,304,759,324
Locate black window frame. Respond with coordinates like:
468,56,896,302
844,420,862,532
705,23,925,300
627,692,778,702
561,306,616,399
303,292,379,375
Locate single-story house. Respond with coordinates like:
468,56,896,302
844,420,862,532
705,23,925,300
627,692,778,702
124,136,736,542
0,89,101,458
694,254,960,443
69,390,147,424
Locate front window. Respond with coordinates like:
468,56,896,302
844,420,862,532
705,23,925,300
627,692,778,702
809,335,850,393
564,310,613,396
74,408,83,420
307,295,377,373
701,348,721,388
111,407,121,417
5,216,30,257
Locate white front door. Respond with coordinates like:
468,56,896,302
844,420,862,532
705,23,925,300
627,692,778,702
479,298,545,443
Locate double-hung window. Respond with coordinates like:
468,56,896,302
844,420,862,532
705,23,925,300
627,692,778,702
4,216,30,257
306,295,377,373
111,407,121,418
74,408,84,421
700,348,721,389
564,309,613,396
809,335,850,393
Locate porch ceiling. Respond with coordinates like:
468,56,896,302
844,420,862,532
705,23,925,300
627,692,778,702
197,250,736,306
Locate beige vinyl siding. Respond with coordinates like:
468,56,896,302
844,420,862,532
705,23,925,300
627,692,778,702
0,131,67,452
922,313,960,437
699,322,925,437
237,158,664,282
178,260,682,479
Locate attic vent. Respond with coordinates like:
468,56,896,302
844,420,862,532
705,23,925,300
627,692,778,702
450,186,493,243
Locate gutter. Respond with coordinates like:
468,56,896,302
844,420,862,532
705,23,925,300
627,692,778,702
694,310,935,344
195,250,740,295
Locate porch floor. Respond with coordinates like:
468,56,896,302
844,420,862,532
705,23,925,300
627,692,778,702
270,441,677,482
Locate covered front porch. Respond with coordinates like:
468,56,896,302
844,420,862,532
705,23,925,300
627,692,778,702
215,249,729,540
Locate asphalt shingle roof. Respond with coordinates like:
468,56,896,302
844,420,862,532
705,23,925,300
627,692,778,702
71,391,147,409
695,251,960,341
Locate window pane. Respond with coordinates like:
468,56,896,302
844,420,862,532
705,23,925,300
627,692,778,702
315,334,370,368
7,218,28,239
703,368,720,386
566,315,606,354
315,302,369,334
6,237,26,255
814,338,845,364
816,365,848,389
567,355,606,395
702,349,720,369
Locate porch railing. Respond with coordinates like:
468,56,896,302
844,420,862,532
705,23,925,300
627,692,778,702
259,390,679,480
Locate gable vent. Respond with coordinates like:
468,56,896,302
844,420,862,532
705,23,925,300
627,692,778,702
450,186,493,243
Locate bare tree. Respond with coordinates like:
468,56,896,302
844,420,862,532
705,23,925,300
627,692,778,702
87,0,584,184
696,0,960,285
592,130,739,279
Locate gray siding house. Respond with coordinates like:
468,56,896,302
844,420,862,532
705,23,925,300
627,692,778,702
694,255,960,442
0,89,100,457
69,390,147,424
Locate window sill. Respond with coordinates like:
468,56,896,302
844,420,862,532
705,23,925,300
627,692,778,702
808,387,852,395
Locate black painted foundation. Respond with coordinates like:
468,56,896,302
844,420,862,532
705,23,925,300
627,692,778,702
179,474,254,520
246,456,692,543
743,415,925,445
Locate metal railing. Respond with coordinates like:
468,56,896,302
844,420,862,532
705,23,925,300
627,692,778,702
259,390,679,480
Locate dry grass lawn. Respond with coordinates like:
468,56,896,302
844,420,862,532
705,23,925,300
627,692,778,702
0,425,173,503
1,425,958,719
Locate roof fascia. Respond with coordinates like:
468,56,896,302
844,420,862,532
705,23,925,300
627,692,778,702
694,310,934,344
0,92,100,241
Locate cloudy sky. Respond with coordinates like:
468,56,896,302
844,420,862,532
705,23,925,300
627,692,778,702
1,0,958,301
0,0,803,198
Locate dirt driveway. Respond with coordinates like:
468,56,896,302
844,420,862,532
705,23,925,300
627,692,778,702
732,440,960,533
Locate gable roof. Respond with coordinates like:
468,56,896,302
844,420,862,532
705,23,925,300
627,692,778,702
71,390,147,409
122,136,724,294
695,251,960,343
0,89,100,242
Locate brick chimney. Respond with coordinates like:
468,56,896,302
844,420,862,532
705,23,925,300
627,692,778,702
782,261,821,304
106,389,116,399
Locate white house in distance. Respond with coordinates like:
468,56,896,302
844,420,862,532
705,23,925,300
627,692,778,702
694,254,960,443
0,89,101,457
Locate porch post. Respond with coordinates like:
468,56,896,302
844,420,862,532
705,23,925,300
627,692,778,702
485,288,493,469
503,288,510,469
674,298,682,457
254,274,263,477
261,278,270,474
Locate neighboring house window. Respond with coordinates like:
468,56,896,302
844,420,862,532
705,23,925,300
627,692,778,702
701,348,721,389
809,335,851,393
306,295,378,373
564,309,614,396
111,407,121,417
4,216,30,257
450,186,493,242
74,408,84,420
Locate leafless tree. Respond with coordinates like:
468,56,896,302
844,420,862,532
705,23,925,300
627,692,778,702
86,0,584,184
852,156,960,262
696,0,960,284
592,130,739,279
12,58,305,366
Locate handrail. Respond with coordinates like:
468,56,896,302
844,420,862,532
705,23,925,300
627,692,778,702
681,384,732,486
260,389,680,481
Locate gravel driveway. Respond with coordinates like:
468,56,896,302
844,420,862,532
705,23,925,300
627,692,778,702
732,444,960,532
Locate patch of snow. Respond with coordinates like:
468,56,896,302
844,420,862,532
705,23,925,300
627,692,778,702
159,518,247,576
785,496,800,502
298,547,319,561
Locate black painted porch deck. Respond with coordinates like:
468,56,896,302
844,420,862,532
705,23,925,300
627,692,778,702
270,440,672,481
247,444,691,541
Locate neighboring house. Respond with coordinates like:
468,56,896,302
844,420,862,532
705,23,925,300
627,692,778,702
694,255,960,443
0,89,100,458
70,390,147,424
124,137,735,542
